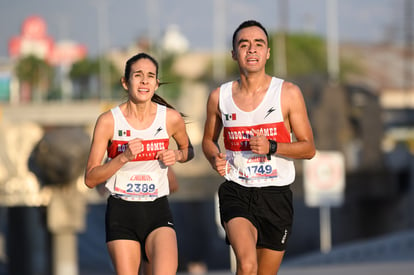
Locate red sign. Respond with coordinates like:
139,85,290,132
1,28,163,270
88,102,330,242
8,15,87,65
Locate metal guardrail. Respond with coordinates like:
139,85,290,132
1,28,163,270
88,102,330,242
0,101,119,126
283,229,414,267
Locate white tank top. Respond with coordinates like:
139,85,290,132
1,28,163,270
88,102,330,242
219,77,295,187
105,104,170,201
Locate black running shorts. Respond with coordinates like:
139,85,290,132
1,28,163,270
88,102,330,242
105,195,175,260
218,180,293,251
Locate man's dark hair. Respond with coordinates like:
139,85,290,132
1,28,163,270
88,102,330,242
232,20,269,50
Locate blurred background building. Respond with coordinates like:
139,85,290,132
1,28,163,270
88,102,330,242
0,0,413,274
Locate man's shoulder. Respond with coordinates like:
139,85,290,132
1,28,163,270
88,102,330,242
211,80,236,96
219,79,236,89
281,80,300,92
280,80,303,104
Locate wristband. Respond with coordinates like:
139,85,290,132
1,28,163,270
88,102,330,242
266,140,277,160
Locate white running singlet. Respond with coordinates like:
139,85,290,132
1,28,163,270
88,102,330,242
219,77,295,187
105,104,170,201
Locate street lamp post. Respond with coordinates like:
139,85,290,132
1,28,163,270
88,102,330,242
326,0,339,82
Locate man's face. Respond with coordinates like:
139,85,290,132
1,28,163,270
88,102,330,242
232,26,270,73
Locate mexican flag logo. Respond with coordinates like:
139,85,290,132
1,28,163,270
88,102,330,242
118,130,131,137
224,113,237,121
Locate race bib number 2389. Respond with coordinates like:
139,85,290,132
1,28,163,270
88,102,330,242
114,171,159,198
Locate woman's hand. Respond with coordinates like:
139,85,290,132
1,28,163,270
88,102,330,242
156,149,177,166
123,138,144,162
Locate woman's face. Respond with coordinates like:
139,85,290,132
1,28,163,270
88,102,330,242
122,58,159,103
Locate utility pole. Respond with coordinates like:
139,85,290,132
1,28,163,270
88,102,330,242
274,0,288,77
213,0,226,81
92,0,110,100
146,0,161,57
326,0,339,82
404,0,413,91
56,15,72,101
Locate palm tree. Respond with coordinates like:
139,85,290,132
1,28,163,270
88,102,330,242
70,57,120,99
69,58,97,99
14,55,54,102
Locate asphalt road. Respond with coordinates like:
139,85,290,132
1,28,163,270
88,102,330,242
78,261,414,275
279,262,414,275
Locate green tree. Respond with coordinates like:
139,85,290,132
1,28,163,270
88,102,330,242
268,33,327,77
158,53,182,101
96,57,122,99
69,58,97,99
225,32,358,81
70,57,120,99
14,55,54,102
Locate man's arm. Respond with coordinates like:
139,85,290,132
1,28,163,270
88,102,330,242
277,81,315,160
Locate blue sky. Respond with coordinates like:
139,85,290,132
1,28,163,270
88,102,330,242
0,0,400,58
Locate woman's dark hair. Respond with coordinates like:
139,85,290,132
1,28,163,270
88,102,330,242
124,52,159,80
124,52,176,111
124,53,186,117
232,20,269,51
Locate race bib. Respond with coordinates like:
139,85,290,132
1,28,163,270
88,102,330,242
227,152,278,182
114,171,159,199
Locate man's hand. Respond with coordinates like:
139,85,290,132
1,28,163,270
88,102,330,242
249,129,270,155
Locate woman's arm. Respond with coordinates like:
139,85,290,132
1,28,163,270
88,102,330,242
84,112,129,188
